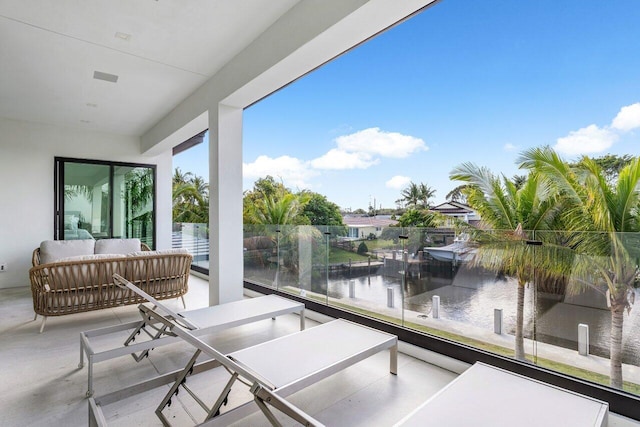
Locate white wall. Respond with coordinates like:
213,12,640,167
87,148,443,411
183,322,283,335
0,117,172,289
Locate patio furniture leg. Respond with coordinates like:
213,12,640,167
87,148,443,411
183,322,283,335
300,308,306,330
123,307,175,363
79,336,84,368
33,312,37,321
252,383,324,427
156,350,202,425
253,390,284,427
180,295,186,309
87,354,94,397
205,372,238,421
39,316,47,333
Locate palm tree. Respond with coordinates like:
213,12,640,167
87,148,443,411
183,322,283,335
191,175,209,199
246,190,321,283
173,167,193,188
418,183,436,208
172,167,209,223
250,193,301,225
511,174,527,189
450,163,560,360
401,182,421,208
446,184,470,203
400,182,435,209
124,168,155,240
519,147,640,388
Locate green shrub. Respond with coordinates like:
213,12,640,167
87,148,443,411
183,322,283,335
357,241,368,255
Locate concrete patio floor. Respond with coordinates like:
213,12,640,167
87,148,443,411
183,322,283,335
1,275,638,426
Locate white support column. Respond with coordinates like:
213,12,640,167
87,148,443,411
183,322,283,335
209,104,244,306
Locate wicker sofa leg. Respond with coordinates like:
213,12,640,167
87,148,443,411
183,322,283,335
39,316,47,334
33,312,37,321
180,296,186,309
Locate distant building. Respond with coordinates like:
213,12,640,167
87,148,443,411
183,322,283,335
430,201,481,226
342,215,398,239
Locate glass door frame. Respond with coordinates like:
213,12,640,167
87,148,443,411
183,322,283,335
54,157,157,248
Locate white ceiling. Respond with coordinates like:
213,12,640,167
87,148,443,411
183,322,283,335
0,0,301,136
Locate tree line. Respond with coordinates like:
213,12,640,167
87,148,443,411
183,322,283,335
173,171,344,227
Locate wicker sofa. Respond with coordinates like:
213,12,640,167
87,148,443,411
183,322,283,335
29,239,192,332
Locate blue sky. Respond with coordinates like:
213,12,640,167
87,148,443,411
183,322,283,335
175,0,640,212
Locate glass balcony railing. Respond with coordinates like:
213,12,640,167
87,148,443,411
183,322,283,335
172,222,209,270
173,222,640,397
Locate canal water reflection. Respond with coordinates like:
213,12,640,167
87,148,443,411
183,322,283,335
303,265,640,364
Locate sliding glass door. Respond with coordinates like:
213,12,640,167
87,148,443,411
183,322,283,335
55,158,156,248
114,165,154,246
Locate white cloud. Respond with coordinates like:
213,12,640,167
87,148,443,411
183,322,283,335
311,127,427,171
503,143,517,152
554,124,618,155
335,127,427,158
611,102,640,132
246,128,427,187
243,155,317,189
310,149,378,170
386,175,412,189
554,102,640,156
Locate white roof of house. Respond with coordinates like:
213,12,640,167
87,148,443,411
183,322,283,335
431,201,477,215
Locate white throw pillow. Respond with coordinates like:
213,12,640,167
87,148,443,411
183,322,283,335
95,238,141,254
39,239,96,264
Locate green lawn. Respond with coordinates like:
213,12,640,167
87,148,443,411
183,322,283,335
328,247,370,263
358,239,397,251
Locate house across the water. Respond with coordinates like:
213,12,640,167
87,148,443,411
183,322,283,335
343,215,398,239
430,201,481,226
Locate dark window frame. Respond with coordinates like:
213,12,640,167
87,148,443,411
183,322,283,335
54,157,157,248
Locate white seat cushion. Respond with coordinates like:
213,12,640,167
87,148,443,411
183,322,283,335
95,238,141,254
126,248,188,257
39,239,96,264
56,253,123,262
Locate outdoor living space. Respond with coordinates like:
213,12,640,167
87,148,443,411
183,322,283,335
1,274,638,426
3,1,640,426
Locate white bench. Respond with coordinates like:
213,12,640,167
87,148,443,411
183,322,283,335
80,290,305,397
395,362,608,427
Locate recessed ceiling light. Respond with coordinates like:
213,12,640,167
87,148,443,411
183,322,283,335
93,71,118,83
115,32,131,41
86,103,98,108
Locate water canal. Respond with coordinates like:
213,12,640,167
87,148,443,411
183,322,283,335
265,261,640,364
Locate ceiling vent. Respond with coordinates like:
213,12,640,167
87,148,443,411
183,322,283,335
93,71,119,83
